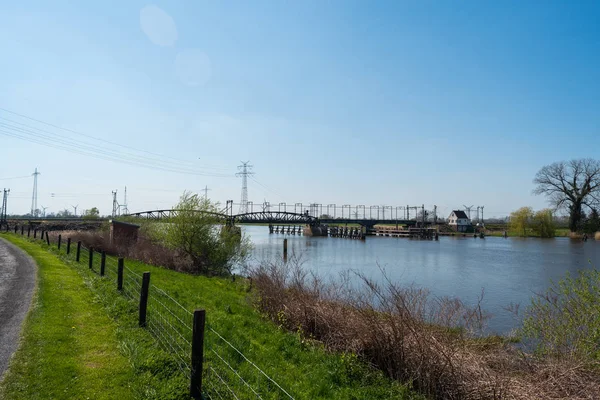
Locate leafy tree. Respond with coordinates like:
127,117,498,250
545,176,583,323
158,191,251,275
533,159,600,232
532,209,555,238
83,207,100,219
509,207,533,237
56,208,72,218
584,208,600,234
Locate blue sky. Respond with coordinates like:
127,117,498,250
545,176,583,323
1,1,599,218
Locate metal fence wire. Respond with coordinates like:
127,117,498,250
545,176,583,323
203,326,295,400
23,232,295,399
146,285,193,375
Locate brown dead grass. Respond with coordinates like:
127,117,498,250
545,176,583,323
49,230,196,273
248,257,600,399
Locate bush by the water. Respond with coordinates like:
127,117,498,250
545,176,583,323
248,256,600,399
55,192,251,276
520,268,600,361
146,192,251,275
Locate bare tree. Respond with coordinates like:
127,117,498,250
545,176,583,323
533,159,600,232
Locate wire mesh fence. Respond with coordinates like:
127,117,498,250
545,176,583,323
146,285,193,376
7,229,295,399
203,325,295,400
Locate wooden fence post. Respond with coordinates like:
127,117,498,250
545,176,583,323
88,248,94,269
14,225,17,234
27,227,30,237
283,238,288,260
76,241,81,262
67,238,71,254
190,309,206,399
33,229,37,239
20,226,24,235
58,234,62,250
100,251,106,276
117,258,124,291
40,230,44,241
139,272,151,327
45,231,50,246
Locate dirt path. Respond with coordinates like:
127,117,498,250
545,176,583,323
0,237,36,379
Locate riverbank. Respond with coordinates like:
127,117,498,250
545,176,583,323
485,227,571,238
8,228,600,398
0,232,420,399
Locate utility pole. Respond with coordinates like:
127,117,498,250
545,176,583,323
463,205,474,220
31,168,40,217
112,190,119,218
1,188,9,225
236,161,254,214
480,206,484,225
71,204,79,217
202,185,211,200
121,186,129,215
433,205,437,224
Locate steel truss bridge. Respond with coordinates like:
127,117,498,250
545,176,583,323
124,209,320,225
123,209,418,227
3,203,430,227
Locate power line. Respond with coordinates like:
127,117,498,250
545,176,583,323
0,118,231,173
0,175,30,181
0,123,230,175
0,127,233,177
250,176,281,197
0,107,231,171
0,119,197,171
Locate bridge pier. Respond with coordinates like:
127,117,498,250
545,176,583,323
303,224,328,236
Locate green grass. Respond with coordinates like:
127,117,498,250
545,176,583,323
0,234,190,400
2,232,422,399
485,227,570,238
0,235,137,399
118,258,422,399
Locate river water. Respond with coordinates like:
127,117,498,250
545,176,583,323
243,226,600,335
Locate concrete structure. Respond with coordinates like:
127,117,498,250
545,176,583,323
109,220,140,245
447,210,471,232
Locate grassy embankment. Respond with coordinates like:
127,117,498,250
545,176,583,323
1,232,422,400
485,225,571,238
112,258,422,399
0,235,187,400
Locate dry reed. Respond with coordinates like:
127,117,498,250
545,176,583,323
248,256,600,399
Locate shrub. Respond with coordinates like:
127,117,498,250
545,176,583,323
532,209,555,238
248,256,600,399
520,268,600,360
155,192,251,275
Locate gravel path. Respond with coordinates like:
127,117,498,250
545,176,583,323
0,238,36,379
